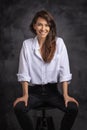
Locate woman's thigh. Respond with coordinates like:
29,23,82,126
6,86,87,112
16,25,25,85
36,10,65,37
47,91,78,113
14,94,43,113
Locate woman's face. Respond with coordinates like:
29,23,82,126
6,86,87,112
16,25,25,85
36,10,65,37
33,17,50,39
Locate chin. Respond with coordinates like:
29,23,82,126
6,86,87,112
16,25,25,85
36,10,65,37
40,35,47,38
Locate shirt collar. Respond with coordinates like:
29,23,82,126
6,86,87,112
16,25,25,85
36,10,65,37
32,36,58,61
32,36,40,51
32,36,43,60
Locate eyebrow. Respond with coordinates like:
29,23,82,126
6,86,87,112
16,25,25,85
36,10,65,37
37,22,49,25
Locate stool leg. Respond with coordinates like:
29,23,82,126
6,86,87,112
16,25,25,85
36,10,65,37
47,116,55,130
36,117,41,130
36,117,48,130
36,109,48,130
35,109,55,130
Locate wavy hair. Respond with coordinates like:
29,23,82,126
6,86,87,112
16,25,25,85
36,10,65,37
30,10,57,62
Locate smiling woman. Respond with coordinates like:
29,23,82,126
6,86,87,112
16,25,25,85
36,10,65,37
13,10,79,130
33,17,50,39
33,17,51,61
30,10,57,62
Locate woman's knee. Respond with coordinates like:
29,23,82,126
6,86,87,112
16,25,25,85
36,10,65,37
67,102,78,114
14,102,29,113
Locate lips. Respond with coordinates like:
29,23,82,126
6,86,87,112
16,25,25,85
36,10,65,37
39,31,48,35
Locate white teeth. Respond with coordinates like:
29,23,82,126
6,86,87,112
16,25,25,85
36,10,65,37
40,32,47,35
41,33,46,35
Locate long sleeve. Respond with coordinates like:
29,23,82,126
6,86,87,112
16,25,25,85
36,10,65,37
17,41,31,82
59,39,72,83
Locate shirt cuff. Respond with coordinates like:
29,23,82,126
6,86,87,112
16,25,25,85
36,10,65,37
59,74,72,84
17,74,31,82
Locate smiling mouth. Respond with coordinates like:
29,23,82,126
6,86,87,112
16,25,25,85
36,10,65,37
39,31,48,35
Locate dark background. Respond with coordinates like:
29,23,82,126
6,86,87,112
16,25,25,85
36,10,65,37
0,0,87,130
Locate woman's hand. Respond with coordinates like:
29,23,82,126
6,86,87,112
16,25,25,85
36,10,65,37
64,95,79,107
13,94,29,107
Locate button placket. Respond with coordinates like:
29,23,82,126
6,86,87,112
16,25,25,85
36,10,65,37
41,63,46,95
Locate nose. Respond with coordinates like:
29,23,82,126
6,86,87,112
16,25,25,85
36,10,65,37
41,25,45,30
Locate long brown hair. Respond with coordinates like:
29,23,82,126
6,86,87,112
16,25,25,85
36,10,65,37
30,10,57,62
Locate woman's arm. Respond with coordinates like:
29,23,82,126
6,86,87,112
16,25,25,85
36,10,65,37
61,81,79,107
13,81,29,107
62,81,68,97
21,81,29,97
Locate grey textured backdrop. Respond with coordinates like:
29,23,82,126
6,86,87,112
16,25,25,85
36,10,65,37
0,0,87,130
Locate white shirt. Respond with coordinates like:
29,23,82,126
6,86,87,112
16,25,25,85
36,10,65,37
17,36,72,85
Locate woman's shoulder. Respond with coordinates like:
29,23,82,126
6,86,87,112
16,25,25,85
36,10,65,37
55,37,67,54
23,37,34,45
22,37,35,48
56,37,64,44
56,37,65,48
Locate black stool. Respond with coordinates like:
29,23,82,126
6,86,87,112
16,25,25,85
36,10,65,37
35,106,55,130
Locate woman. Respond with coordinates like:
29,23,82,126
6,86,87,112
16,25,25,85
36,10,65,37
13,10,79,130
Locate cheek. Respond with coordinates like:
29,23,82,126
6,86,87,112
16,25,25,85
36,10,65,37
47,27,50,32
36,27,41,31
34,28,39,33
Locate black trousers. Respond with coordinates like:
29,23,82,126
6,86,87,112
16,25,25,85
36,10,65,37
14,83,78,130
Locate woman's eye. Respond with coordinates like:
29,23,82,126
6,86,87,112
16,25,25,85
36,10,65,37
37,23,42,26
36,23,49,27
45,24,49,27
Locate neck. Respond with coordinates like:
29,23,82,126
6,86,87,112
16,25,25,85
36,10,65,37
37,36,46,48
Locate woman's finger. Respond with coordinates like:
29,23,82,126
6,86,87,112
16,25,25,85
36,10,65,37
65,100,68,107
25,100,28,106
13,99,19,107
13,98,23,107
24,97,28,107
13,100,18,107
73,99,79,106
